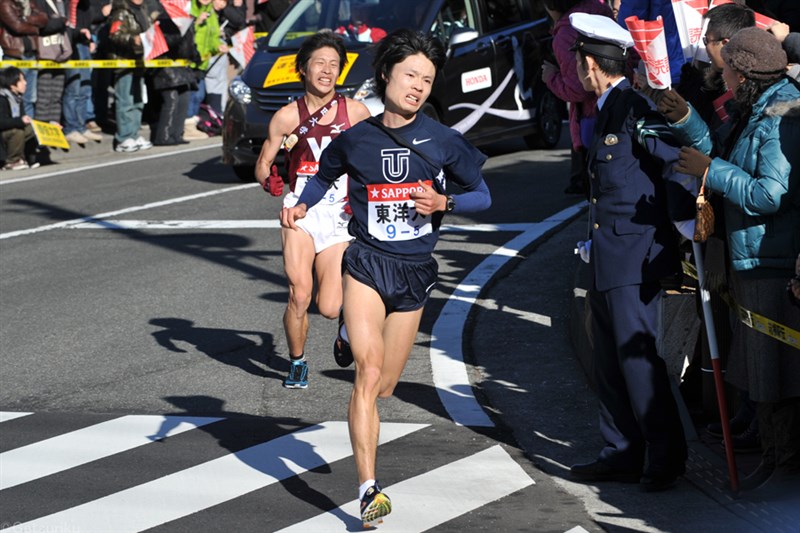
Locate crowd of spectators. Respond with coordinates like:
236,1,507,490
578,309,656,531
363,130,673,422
0,0,290,167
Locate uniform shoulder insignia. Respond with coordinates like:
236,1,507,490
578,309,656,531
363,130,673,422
635,111,678,148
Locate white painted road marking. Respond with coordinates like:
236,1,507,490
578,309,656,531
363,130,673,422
277,445,534,532
0,183,259,240
4,422,427,533
0,415,222,489
0,411,33,423
0,143,223,186
431,203,586,426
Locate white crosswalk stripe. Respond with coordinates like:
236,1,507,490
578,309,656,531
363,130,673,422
0,415,222,490
277,445,534,532
4,419,426,533
0,412,541,532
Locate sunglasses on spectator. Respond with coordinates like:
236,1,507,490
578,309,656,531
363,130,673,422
703,36,725,46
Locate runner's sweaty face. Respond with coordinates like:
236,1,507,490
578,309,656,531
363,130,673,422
382,53,435,117
302,46,342,96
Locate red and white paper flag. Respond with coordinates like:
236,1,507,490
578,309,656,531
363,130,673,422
140,21,169,60
626,15,672,89
713,90,734,123
230,26,255,67
708,0,734,9
709,0,778,29
671,0,708,60
161,0,193,37
754,12,778,29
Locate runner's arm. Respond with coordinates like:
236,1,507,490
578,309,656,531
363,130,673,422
451,178,491,213
255,106,294,186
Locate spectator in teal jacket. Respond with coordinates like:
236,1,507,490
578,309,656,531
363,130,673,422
663,27,800,501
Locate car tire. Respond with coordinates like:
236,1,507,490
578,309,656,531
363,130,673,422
233,165,256,182
524,90,563,150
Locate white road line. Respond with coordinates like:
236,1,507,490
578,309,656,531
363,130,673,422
277,444,534,532
69,220,284,230
0,411,33,423
0,415,223,490
0,143,222,185
431,202,586,427
6,422,427,533
64,221,533,231
0,183,259,240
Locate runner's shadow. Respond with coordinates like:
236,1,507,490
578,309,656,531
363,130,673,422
149,317,279,378
151,395,354,528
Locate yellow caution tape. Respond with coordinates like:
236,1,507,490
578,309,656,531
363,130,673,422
682,260,800,350
0,59,191,69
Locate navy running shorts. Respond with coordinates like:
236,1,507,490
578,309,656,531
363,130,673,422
342,240,438,313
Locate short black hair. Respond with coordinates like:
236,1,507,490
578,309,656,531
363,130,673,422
577,50,627,78
0,67,24,90
705,3,755,40
295,31,348,86
543,0,581,13
372,29,446,102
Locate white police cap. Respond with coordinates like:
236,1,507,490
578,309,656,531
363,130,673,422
569,12,634,61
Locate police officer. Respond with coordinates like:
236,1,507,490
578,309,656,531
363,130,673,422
568,13,697,492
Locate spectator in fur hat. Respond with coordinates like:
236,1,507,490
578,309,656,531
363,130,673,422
664,26,800,502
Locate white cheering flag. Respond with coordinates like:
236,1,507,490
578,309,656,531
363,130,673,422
626,15,672,89
161,0,193,37
140,21,169,60
671,0,708,60
230,26,255,68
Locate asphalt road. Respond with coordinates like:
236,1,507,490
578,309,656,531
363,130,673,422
0,138,600,532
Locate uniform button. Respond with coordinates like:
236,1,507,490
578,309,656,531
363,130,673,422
592,197,597,204
605,153,613,161
593,223,600,230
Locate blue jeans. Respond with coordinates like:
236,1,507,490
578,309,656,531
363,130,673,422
20,52,37,117
114,70,144,143
63,44,92,135
187,78,206,118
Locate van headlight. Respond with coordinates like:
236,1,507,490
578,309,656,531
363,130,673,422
353,78,377,101
229,78,252,104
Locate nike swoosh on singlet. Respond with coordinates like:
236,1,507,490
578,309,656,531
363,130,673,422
412,138,431,145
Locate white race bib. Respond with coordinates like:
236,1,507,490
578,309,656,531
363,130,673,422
294,160,347,204
366,181,433,241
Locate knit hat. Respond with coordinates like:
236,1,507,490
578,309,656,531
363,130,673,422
721,27,787,81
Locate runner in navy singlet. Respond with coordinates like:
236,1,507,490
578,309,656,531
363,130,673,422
255,32,370,389
281,29,491,527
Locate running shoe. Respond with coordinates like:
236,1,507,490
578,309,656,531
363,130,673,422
333,311,354,368
360,482,391,528
283,359,308,389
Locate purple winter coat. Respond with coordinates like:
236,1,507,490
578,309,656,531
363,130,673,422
544,0,613,150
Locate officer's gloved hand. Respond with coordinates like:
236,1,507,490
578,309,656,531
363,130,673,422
676,147,712,178
576,240,591,263
267,164,284,196
657,89,690,124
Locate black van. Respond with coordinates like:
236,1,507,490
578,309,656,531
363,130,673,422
222,0,564,180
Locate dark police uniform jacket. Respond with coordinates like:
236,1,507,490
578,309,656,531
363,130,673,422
588,79,696,292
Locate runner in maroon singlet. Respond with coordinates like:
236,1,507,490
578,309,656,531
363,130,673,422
255,31,370,389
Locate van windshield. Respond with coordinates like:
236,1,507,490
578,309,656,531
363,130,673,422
267,0,433,48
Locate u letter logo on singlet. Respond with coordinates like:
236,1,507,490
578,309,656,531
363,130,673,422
381,148,410,184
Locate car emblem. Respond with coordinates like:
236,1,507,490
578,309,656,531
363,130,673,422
604,134,618,146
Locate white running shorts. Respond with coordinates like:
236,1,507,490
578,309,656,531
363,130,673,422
283,191,353,253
